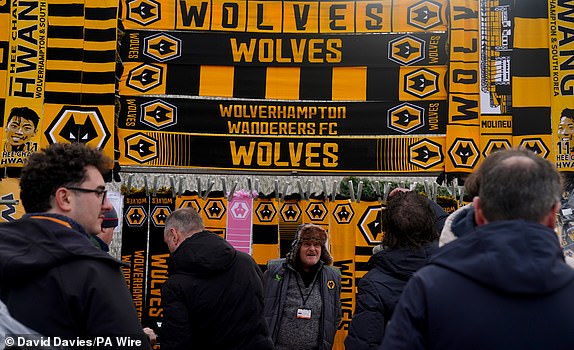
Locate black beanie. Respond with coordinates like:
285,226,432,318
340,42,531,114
102,207,119,228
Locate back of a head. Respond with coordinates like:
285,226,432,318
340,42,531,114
165,207,205,235
19,142,111,213
382,191,438,249
478,148,562,222
464,149,510,199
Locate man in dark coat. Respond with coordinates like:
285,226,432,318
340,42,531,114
345,191,439,350
382,148,574,350
160,207,273,350
0,143,149,347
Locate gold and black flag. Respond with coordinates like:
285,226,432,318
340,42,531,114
2,0,46,167
445,0,480,172
120,0,449,34
118,130,446,173
118,62,448,102
144,193,173,329
0,1,8,131
512,0,553,160
121,193,150,323
252,196,280,270
45,0,118,105
202,191,228,238
119,30,449,67
550,0,574,170
354,201,384,284
118,96,448,136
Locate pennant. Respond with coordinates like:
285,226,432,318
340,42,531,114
252,197,280,270
353,201,383,281
549,0,574,169
278,197,302,258
144,193,173,329
118,129,445,173
120,30,449,67
120,0,447,34
2,0,46,167
226,191,253,254
118,96,447,136
328,199,357,348
202,192,228,238
121,192,150,322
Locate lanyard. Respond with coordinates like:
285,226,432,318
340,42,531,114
295,273,318,307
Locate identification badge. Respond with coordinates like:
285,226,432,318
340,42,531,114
296,308,312,319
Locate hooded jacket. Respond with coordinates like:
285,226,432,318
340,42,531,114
345,243,437,350
160,230,273,350
438,203,475,247
382,220,574,350
262,227,341,350
0,214,147,344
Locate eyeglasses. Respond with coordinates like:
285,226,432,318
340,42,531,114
64,186,108,204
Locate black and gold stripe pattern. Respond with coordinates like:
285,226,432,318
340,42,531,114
45,0,117,105
512,0,553,160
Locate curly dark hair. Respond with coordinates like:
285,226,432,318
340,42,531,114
382,191,438,249
20,143,112,213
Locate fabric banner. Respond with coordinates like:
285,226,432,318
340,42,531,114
118,62,448,102
175,193,202,213
1,0,46,167
176,192,226,237
39,104,114,157
328,199,357,348
226,191,253,253
121,0,448,34
0,178,25,222
445,124,481,172
144,194,173,329
478,0,512,116
252,196,280,270
44,0,117,106
118,96,447,136
353,201,383,282
118,130,446,173
549,0,574,169
278,197,303,258
302,198,330,226
444,0,481,173
120,30,449,67
121,193,150,323
1,0,118,170
201,191,228,238
0,4,8,149
479,115,512,158
512,1,553,163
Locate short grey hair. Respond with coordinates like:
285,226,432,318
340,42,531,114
164,207,205,236
478,148,562,222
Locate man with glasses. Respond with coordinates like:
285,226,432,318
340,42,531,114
0,143,150,348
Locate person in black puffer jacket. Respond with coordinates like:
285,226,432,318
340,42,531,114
160,207,273,350
345,191,439,350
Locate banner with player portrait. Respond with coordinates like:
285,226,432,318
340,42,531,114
1,0,46,167
549,0,574,170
